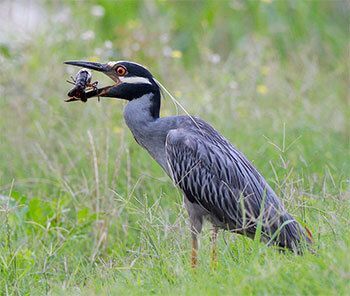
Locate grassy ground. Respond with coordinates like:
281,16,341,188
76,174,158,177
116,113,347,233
0,1,349,295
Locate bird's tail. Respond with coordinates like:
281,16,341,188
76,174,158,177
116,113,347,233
265,212,313,254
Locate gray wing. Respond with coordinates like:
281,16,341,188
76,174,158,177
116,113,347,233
165,118,307,248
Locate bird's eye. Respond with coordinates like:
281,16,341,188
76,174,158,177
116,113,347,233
116,66,127,76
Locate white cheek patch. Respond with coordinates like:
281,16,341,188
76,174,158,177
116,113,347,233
119,76,152,85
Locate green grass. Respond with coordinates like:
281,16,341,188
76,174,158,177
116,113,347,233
0,1,349,295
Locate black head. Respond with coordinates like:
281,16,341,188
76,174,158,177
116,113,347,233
64,60,161,116
64,60,159,100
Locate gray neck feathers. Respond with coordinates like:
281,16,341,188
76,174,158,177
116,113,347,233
123,93,174,171
124,94,155,127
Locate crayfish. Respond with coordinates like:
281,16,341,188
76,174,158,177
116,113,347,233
65,68,99,102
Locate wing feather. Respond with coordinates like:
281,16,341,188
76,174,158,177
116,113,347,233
165,118,308,249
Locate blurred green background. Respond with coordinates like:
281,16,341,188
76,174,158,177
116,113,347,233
0,0,349,294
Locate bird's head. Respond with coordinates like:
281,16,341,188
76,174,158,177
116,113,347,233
64,60,160,102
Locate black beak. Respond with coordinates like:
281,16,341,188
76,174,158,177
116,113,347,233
64,60,119,102
64,61,110,72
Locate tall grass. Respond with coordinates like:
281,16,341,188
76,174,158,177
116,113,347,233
0,1,349,294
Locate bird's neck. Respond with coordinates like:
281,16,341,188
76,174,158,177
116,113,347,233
123,92,175,171
123,92,160,127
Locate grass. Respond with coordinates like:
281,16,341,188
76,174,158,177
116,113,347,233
0,1,349,295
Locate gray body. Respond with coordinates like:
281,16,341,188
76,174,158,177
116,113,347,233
124,94,309,251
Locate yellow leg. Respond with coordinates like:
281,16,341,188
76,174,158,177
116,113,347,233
191,235,198,268
210,226,218,269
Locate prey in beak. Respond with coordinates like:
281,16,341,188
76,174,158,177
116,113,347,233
65,68,98,102
64,61,122,102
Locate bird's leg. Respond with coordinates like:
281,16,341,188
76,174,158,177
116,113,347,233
184,197,203,268
210,226,219,269
189,219,202,268
191,232,198,268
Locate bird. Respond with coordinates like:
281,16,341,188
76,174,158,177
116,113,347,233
65,60,312,267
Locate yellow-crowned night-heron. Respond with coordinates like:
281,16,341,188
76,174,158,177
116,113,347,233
65,60,312,267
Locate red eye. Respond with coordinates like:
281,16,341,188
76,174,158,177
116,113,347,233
116,66,127,76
